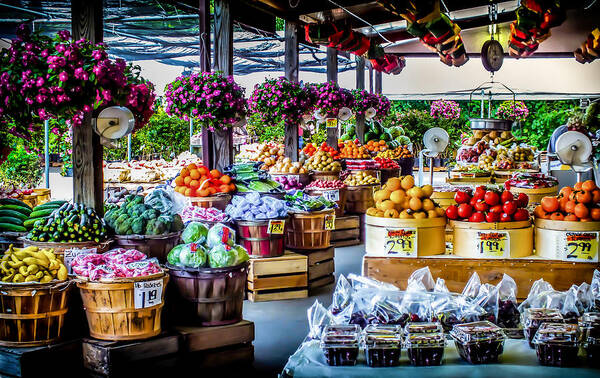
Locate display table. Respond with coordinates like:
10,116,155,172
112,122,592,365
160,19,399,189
282,339,598,378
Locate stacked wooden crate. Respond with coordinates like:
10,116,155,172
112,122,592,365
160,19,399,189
330,215,361,247
246,252,308,302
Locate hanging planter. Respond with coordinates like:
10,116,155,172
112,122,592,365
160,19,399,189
248,77,313,127
308,82,355,120
164,71,246,132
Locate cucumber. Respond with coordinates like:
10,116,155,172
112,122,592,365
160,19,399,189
29,209,56,219
0,198,31,208
0,216,23,226
0,223,27,232
0,205,32,216
0,210,27,222
24,217,46,229
33,203,63,212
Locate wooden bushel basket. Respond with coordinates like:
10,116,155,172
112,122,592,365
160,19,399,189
112,232,181,263
189,194,231,211
0,280,71,347
77,272,168,341
166,262,248,326
285,209,335,250
19,238,113,261
310,170,340,182
345,185,377,214
236,219,287,258
305,188,347,217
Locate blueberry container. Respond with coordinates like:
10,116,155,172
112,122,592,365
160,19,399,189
405,322,443,334
362,324,403,367
533,323,579,367
521,308,564,348
320,324,360,366
450,321,506,364
404,331,445,366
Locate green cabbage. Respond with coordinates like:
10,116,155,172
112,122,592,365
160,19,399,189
178,243,208,268
181,222,209,244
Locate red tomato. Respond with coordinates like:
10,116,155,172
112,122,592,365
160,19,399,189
501,190,513,204
484,191,500,206
454,191,471,204
490,204,503,213
474,201,489,212
473,186,486,201
469,211,485,222
445,205,459,220
516,193,529,208
500,212,512,222
486,212,501,222
503,200,518,215
457,204,473,219
513,208,529,221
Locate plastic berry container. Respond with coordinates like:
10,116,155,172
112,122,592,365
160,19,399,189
579,312,600,340
362,324,403,367
584,336,600,367
450,321,506,364
533,323,579,367
521,308,564,348
405,322,444,334
405,331,445,366
320,325,360,366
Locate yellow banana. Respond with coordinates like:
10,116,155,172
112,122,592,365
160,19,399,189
12,274,24,283
26,264,39,275
18,266,28,276
24,274,37,282
56,265,68,281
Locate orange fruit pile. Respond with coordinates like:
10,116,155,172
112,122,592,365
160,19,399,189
174,164,235,197
365,140,388,152
338,140,370,159
535,180,600,221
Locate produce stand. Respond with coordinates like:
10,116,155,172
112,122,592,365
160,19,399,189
281,339,599,378
363,255,599,300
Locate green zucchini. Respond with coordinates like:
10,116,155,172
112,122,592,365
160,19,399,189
0,198,31,208
0,216,23,226
0,204,32,216
33,203,64,212
0,210,27,222
0,223,27,232
29,208,56,218
33,200,66,209
23,217,46,229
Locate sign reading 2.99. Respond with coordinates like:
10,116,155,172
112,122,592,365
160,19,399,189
385,228,417,257
563,232,598,262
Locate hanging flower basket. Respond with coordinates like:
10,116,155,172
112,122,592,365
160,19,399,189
248,77,313,126
308,81,354,119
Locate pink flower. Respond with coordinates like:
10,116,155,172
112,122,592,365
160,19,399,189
58,71,68,82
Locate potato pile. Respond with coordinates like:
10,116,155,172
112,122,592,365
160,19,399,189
465,130,513,146
344,171,379,186
269,157,308,174
252,143,285,171
305,150,342,172
1,245,67,283
510,145,535,162
366,176,445,219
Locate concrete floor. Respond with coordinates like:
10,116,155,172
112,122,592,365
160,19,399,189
243,244,365,377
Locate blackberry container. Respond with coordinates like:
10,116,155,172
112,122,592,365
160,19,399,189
584,337,600,367
320,324,360,366
579,312,600,366
450,321,506,364
405,321,443,335
533,323,579,367
521,308,564,348
362,324,403,367
404,325,445,366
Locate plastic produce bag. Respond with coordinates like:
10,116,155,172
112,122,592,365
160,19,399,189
349,287,379,329
495,274,520,328
562,286,581,323
434,277,449,293
307,300,331,340
178,243,208,268
407,267,435,292
232,244,250,265
348,273,398,292
475,283,499,324
431,293,465,332
518,278,554,313
208,244,237,268
398,291,432,325
145,187,186,216
330,274,353,315
592,269,600,311
462,272,481,300
181,222,209,244
576,282,594,313
368,291,405,325
167,244,186,266
206,223,235,248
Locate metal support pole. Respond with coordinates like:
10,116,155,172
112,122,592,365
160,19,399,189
127,134,132,161
480,89,485,118
189,117,194,153
429,156,434,186
44,119,49,189
488,91,492,118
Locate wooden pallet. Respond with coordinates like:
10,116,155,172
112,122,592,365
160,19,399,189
332,215,361,247
0,339,83,378
247,252,308,302
175,320,254,353
296,247,336,292
363,255,600,301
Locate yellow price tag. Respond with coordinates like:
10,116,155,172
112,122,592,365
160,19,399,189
326,118,338,128
267,219,285,235
385,228,417,257
563,232,598,262
324,214,336,230
476,231,508,258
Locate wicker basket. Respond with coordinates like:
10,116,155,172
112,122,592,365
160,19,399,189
0,280,71,347
166,262,248,326
285,209,335,250
112,232,181,263
189,194,231,211
19,238,113,261
77,272,169,341
236,218,287,258
345,185,377,214
305,187,347,217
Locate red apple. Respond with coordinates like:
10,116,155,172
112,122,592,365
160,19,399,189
500,212,512,222
454,191,470,204
513,208,529,221
469,211,485,222
503,200,518,215
490,204,503,213
445,205,459,220
486,212,501,222
516,193,529,208
457,203,473,219
474,201,489,212
501,190,513,204
484,191,500,206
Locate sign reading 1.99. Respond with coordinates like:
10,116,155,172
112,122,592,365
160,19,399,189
385,228,417,257
563,232,598,262
476,231,508,258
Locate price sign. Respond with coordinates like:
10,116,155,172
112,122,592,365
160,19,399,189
268,219,285,234
562,232,598,262
324,214,336,230
323,189,340,202
476,231,509,258
326,118,338,128
385,228,417,257
63,247,96,274
134,279,164,309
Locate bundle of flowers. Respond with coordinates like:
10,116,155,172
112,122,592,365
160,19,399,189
430,100,460,119
374,93,392,120
164,71,246,132
351,89,379,116
0,25,156,143
496,100,529,121
247,77,313,126
308,81,354,118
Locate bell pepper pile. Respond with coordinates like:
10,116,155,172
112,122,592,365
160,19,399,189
374,157,399,169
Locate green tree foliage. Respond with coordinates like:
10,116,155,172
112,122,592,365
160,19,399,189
0,145,42,188
246,113,284,143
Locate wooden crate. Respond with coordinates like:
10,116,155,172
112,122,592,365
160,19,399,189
363,255,600,301
332,215,361,247
298,247,335,291
0,339,83,378
247,252,308,302
175,320,254,353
